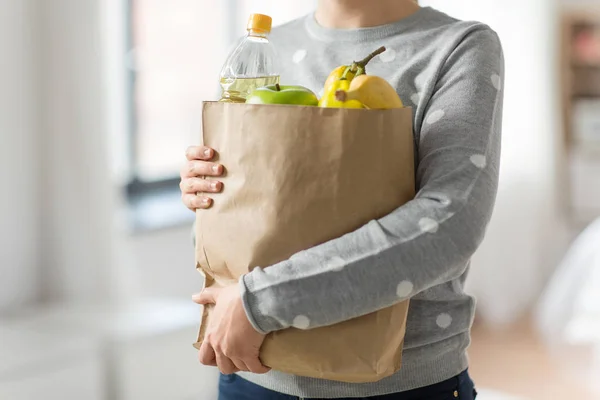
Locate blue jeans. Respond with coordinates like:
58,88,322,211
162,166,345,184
219,369,477,400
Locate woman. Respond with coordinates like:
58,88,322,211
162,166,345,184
181,0,504,398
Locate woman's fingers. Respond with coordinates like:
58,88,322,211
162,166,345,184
180,178,222,195
186,146,214,161
181,160,223,179
229,358,251,372
241,356,270,374
180,147,223,211
180,177,222,210
198,341,217,366
215,352,239,375
182,193,212,210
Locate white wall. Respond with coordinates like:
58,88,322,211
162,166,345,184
36,0,136,305
0,0,40,311
421,0,565,325
128,227,200,299
0,0,137,312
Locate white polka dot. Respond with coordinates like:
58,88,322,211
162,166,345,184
328,256,346,272
379,48,396,63
436,313,452,329
491,73,502,90
426,110,445,124
470,154,487,169
292,315,310,329
396,280,414,298
292,49,307,64
410,93,420,105
415,73,427,90
419,217,439,233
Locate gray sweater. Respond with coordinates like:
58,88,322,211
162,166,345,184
232,6,504,398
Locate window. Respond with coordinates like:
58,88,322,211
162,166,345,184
124,0,316,229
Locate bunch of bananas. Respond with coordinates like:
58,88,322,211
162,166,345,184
318,46,403,110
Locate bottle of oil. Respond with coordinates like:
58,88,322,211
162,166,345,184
218,14,280,103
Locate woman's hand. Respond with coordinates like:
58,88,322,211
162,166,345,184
180,146,223,211
193,286,270,375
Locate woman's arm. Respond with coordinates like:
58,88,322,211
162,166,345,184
240,27,505,334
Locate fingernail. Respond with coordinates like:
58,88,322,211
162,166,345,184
212,164,220,173
204,148,212,157
201,197,210,205
210,181,219,190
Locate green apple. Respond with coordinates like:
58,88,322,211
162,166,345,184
246,84,318,106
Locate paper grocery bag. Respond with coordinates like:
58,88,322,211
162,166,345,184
194,101,415,383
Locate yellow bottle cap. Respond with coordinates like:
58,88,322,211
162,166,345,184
247,14,272,34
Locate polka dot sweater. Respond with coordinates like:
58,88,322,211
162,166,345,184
237,6,504,398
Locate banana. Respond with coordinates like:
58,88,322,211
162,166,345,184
334,75,403,109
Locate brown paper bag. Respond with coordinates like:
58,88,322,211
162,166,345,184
194,101,415,383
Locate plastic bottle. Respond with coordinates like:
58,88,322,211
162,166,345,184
218,14,280,103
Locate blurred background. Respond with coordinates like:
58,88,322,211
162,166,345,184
1,0,600,399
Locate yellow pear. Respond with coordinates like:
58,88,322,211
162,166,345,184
335,75,403,109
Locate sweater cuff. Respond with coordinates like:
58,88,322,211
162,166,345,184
240,270,286,335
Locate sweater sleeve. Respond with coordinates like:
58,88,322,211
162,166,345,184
240,28,505,334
